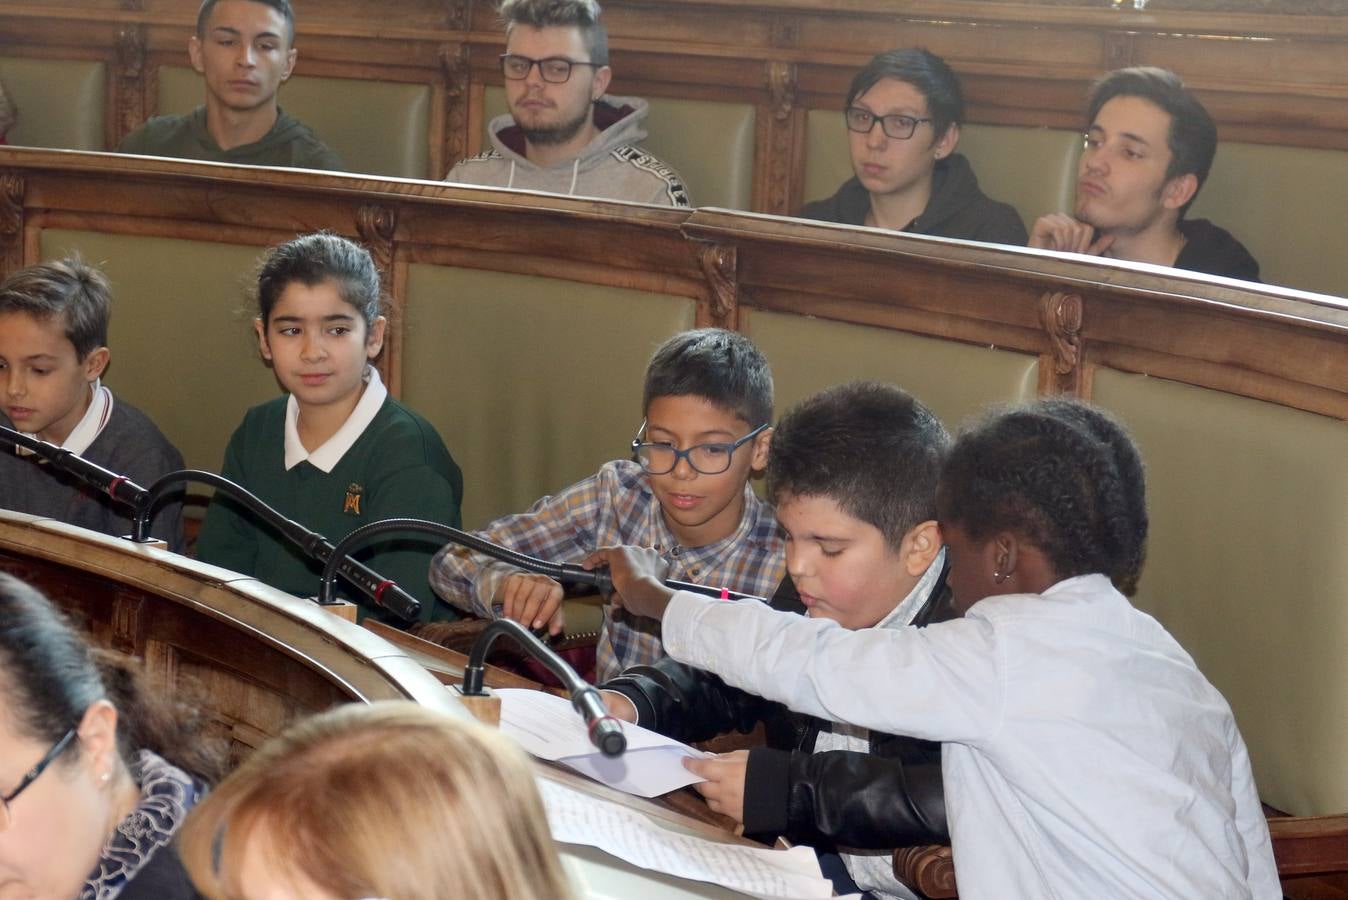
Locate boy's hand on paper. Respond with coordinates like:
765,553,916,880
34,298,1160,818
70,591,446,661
583,546,675,620
685,750,749,824
497,572,566,635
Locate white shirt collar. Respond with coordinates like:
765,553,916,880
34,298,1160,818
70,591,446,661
877,545,948,630
283,367,387,473
17,381,113,456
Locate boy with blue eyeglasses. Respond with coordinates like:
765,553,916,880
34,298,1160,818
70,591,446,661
429,328,783,679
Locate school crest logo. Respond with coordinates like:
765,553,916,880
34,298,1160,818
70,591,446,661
343,483,364,515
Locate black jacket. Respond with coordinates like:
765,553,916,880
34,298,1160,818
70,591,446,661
799,153,1028,246
1176,218,1261,282
603,568,956,848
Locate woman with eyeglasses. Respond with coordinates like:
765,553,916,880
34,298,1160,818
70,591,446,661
0,573,224,899
800,48,1027,246
179,702,576,900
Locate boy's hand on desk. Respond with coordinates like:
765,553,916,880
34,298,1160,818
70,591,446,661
583,546,675,620
497,573,566,635
685,751,748,825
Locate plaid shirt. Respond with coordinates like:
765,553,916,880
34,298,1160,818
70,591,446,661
429,459,785,679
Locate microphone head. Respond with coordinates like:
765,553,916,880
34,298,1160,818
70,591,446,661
590,716,627,757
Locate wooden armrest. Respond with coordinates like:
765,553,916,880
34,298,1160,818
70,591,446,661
1271,814,1348,878
894,844,957,899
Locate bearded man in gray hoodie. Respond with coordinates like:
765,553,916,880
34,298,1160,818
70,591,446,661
448,0,690,207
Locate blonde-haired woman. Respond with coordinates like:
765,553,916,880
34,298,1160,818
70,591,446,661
180,702,576,900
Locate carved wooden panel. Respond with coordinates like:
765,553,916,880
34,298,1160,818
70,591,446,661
1037,290,1088,397
0,172,24,278
356,203,401,392
695,241,740,330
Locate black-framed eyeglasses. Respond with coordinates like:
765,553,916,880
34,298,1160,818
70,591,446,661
500,53,600,84
844,107,932,141
631,422,769,476
1,726,77,830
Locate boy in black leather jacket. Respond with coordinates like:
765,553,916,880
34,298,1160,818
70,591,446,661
601,381,953,900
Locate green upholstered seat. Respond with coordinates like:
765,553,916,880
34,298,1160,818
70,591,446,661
1094,369,1348,817
0,57,106,151
480,86,756,209
155,65,432,179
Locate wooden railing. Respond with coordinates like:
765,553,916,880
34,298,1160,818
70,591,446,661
0,0,1345,211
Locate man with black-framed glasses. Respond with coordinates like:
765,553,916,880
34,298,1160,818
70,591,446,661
445,0,689,206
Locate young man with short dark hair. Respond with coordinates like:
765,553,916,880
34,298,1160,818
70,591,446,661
119,0,343,171
446,0,689,207
1030,67,1259,281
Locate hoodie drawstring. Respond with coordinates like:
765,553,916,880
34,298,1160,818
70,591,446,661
568,158,580,196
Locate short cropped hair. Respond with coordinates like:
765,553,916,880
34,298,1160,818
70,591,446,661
846,48,965,143
255,233,383,328
197,0,295,46
180,702,575,900
0,257,111,360
642,328,773,429
768,381,950,550
499,0,609,65
1087,67,1217,215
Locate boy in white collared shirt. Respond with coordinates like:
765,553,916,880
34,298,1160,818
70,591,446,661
0,258,185,551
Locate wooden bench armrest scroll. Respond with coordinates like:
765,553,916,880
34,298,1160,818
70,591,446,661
894,844,957,899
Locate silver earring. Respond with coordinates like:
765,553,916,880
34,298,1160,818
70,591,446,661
100,771,112,783
993,571,1008,584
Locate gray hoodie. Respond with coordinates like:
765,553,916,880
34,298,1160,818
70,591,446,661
446,95,690,207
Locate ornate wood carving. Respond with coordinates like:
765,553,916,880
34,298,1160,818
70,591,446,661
444,0,472,30
356,203,398,281
0,172,24,277
439,43,472,176
1103,30,1136,70
893,844,957,898
696,242,740,330
755,60,802,215
114,26,149,146
1038,290,1087,396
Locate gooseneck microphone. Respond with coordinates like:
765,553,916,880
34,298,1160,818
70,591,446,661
134,470,422,621
0,424,150,510
464,619,627,758
320,519,628,756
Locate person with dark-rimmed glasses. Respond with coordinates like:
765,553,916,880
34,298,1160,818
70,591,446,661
800,48,1027,246
0,572,225,899
445,0,689,206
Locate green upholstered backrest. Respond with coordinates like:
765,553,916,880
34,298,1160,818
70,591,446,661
156,66,432,178
0,57,107,150
37,230,279,473
1094,369,1348,817
745,310,1041,427
1189,141,1348,297
481,86,756,209
399,265,697,529
803,110,1078,228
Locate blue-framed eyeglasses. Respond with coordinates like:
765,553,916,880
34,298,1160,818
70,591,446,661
631,422,769,475
1,726,77,830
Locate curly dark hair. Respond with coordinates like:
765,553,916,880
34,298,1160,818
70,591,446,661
935,398,1148,594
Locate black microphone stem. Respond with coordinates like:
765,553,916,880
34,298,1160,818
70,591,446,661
0,424,150,511
137,470,421,621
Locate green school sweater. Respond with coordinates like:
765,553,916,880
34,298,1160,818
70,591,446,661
196,395,463,623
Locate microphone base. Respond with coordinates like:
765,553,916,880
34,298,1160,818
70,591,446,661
451,684,501,728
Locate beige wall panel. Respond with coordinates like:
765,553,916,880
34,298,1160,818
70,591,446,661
39,230,279,473
0,58,106,151
156,66,432,179
401,265,695,529
480,86,756,209
746,310,1041,430
1094,368,1348,817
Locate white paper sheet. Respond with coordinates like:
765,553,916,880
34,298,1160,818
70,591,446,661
498,688,709,797
540,778,838,899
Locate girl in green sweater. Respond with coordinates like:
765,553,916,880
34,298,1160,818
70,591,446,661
197,233,463,622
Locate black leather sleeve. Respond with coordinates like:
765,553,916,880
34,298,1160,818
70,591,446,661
742,737,950,849
599,578,800,743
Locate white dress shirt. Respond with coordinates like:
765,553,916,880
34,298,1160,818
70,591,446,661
662,573,1279,900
